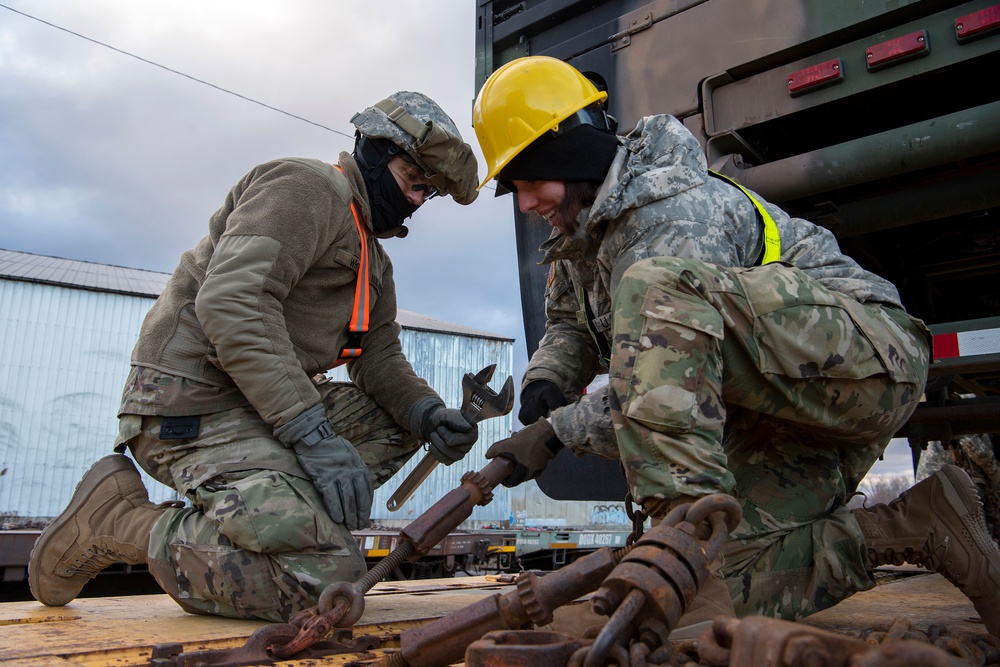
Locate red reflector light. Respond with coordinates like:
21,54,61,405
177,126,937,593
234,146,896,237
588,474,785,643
956,4,1000,42
788,58,844,96
933,333,960,359
866,30,930,71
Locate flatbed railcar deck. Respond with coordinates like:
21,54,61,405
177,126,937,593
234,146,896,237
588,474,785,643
0,573,989,666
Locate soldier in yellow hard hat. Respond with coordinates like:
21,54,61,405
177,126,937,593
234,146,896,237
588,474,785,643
473,56,998,638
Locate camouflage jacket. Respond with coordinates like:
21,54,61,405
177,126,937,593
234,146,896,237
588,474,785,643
123,154,438,428
528,115,903,457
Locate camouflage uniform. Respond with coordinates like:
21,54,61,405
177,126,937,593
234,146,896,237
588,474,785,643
116,371,421,620
110,93,479,621
526,115,931,620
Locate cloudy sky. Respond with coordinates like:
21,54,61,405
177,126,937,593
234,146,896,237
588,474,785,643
0,0,915,479
0,1,528,381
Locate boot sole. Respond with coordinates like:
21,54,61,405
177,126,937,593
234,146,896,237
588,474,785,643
936,465,1000,590
28,454,140,606
937,465,984,520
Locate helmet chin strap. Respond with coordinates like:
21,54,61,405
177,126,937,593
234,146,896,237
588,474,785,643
354,134,418,234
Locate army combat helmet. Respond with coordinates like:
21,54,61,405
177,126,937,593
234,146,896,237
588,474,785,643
351,91,479,205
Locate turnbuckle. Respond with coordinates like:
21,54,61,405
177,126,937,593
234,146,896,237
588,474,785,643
582,494,743,667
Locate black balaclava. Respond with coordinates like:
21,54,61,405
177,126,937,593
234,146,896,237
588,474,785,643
496,124,619,194
353,134,419,235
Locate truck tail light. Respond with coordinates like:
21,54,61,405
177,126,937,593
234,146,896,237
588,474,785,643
955,4,1000,42
866,30,930,71
788,58,844,96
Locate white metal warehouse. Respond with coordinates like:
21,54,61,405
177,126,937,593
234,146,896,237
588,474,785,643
0,248,514,527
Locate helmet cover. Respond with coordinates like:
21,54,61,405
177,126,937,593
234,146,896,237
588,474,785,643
351,92,479,205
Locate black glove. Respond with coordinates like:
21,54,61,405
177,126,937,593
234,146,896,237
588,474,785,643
485,419,564,487
518,380,568,425
274,403,374,531
409,396,479,465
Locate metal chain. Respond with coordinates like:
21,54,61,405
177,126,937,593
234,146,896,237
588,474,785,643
624,491,646,546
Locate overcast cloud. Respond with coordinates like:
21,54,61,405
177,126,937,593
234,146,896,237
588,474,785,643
0,1,915,479
0,0,527,389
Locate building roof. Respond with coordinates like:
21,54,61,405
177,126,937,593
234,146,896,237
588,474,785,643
0,247,170,297
0,248,510,341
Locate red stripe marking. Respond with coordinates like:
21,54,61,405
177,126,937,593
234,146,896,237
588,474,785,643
933,332,960,359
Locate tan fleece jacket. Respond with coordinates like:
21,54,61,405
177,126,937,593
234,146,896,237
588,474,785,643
125,154,438,427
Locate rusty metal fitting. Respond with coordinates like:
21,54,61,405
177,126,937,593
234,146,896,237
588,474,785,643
465,630,587,667
399,546,627,667
401,458,514,555
319,580,366,627
267,580,368,659
594,532,707,628
151,623,299,667
517,571,552,627
592,494,742,630
698,616,965,667
576,495,742,667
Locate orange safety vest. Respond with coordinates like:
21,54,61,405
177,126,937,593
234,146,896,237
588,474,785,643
333,166,369,366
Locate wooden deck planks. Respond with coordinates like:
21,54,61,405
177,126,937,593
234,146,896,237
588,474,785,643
0,573,987,665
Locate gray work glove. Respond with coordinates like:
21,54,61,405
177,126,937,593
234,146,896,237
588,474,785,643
518,380,568,425
274,403,374,531
409,396,479,465
485,419,564,487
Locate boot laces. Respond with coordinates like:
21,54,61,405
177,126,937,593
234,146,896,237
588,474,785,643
62,540,140,578
867,518,985,590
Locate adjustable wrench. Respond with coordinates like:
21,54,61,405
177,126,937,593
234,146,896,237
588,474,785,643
386,364,514,511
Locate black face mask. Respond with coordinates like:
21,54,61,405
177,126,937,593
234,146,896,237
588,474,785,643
354,135,418,235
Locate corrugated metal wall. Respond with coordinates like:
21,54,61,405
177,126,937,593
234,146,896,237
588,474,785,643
0,280,170,518
0,278,513,527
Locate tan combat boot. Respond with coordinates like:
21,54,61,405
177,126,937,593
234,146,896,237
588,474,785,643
667,564,735,640
28,454,165,606
853,464,1000,636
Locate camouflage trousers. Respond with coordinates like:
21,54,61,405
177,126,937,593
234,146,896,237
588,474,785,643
608,257,930,621
118,381,422,622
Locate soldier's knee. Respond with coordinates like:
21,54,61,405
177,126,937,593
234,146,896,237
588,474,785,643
197,471,353,554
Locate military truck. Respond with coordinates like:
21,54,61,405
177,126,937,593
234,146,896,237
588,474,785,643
474,0,1000,510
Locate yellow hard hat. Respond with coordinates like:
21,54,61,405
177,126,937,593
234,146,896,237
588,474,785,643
473,56,608,188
